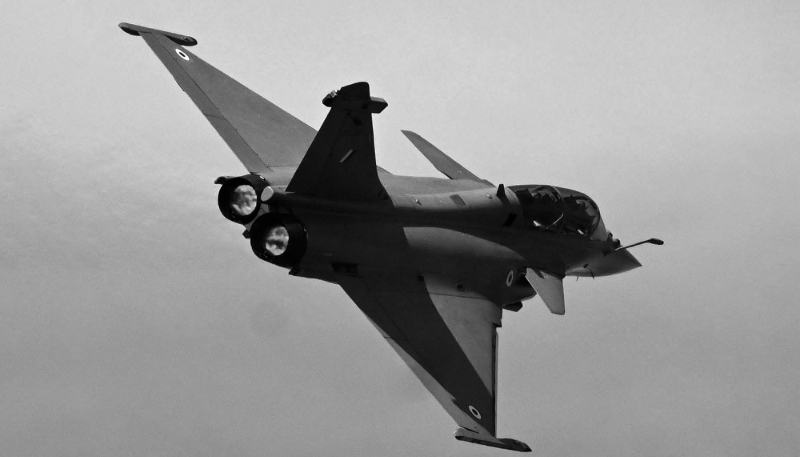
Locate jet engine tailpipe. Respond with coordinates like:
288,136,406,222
217,174,268,224
249,214,307,267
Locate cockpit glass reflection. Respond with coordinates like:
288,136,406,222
512,185,602,239
561,196,600,236
514,185,563,228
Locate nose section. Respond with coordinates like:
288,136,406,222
597,249,642,275
568,248,642,277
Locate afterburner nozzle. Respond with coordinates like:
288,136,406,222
249,214,307,267
217,174,268,224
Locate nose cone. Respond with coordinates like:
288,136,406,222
569,249,642,277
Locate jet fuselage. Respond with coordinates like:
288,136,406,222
227,170,638,308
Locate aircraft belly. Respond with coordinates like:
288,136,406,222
403,227,517,264
402,227,532,305
292,210,415,269
290,210,533,304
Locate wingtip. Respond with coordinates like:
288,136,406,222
119,22,141,36
454,428,532,452
118,22,198,46
401,130,423,142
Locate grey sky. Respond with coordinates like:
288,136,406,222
2,1,799,456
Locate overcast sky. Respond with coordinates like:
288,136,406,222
2,1,799,456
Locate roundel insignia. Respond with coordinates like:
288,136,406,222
175,49,190,61
505,270,515,287
469,405,481,419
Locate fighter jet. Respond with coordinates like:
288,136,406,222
120,23,662,452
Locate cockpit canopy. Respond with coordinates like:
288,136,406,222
510,185,607,240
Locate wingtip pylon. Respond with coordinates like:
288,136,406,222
454,428,532,452
118,22,198,46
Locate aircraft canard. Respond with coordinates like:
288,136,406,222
120,22,662,452
401,130,493,186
